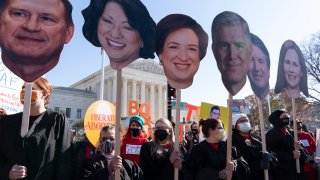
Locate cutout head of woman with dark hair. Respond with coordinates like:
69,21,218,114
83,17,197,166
0,0,74,82
248,33,270,99
155,14,208,89
274,40,308,98
211,11,252,96
82,0,156,70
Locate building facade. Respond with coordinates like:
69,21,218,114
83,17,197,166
69,58,168,124
48,87,97,125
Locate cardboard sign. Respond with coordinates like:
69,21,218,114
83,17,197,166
199,102,228,131
84,100,115,147
125,144,142,155
0,59,24,114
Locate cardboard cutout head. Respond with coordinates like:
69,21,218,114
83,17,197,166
155,14,208,89
211,11,252,95
0,0,74,82
274,40,309,98
82,0,156,70
247,33,270,99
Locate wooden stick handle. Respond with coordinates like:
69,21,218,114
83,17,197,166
258,99,269,180
226,94,233,180
292,98,300,173
115,69,122,180
174,89,181,180
21,83,32,137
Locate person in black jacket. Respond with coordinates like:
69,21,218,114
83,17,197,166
81,125,143,180
0,77,74,180
139,118,184,180
232,113,277,180
179,117,250,180
266,109,307,180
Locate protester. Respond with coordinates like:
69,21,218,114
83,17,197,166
185,121,200,152
181,117,250,180
0,77,74,180
211,11,252,95
291,121,317,180
121,115,149,165
139,118,184,180
232,114,277,180
266,109,307,180
74,133,97,179
0,0,74,82
155,13,208,89
82,0,156,70
274,40,309,98
81,125,143,180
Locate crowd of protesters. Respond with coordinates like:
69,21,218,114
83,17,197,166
1,79,319,180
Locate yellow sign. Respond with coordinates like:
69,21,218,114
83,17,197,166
200,102,228,132
84,100,115,147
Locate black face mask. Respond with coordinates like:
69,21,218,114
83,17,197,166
191,128,198,135
281,117,290,126
101,140,115,154
130,128,141,137
155,129,169,141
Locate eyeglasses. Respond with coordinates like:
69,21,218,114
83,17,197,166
154,126,170,130
100,137,115,142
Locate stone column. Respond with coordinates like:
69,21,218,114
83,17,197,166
140,82,145,104
150,83,155,121
106,79,112,102
122,78,128,117
163,86,167,118
132,80,137,101
157,85,163,120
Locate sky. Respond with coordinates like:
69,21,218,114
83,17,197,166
46,0,320,107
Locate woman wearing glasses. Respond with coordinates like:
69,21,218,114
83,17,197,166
0,77,74,180
139,118,184,180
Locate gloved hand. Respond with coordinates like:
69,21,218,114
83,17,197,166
261,152,272,170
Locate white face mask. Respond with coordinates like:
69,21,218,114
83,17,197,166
237,122,251,133
214,129,225,140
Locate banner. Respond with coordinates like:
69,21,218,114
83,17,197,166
0,58,24,114
199,102,228,131
232,99,250,115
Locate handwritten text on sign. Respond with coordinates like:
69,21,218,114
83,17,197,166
0,59,24,114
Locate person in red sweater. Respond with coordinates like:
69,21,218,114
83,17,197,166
291,121,317,180
121,116,148,165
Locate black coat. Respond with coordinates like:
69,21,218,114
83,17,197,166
80,154,143,180
266,128,307,180
0,110,74,180
139,141,183,180
232,130,277,180
183,140,250,180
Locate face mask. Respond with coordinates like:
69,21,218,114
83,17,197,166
155,129,169,141
214,129,225,140
101,140,115,154
191,128,198,135
130,128,141,137
280,117,290,126
20,90,41,104
237,122,251,133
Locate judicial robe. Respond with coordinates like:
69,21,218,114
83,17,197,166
0,110,74,180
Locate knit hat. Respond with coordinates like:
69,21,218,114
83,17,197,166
268,109,287,126
232,113,248,128
129,115,145,128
